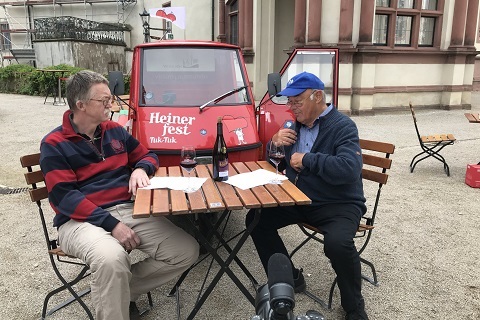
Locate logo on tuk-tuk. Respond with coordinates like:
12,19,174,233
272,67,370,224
222,116,248,145
148,112,196,143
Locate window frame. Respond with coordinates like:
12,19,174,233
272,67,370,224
374,0,443,48
226,0,239,45
0,23,11,51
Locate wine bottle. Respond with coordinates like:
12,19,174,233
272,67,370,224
213,117,229,181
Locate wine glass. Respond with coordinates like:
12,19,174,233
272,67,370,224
268,142,285,184
180,146,197,193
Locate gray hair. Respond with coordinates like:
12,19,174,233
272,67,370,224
66,70,108,110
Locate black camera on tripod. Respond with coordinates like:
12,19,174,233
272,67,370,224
251,253,325,320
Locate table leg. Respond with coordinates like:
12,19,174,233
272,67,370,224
168,211,259,297
167,211,232,297
184,208,261,320
53,76,66,106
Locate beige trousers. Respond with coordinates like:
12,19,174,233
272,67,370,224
58,203,199,320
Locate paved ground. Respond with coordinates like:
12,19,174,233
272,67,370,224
1,93,480,319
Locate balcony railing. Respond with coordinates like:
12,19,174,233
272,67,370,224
34,16,127,46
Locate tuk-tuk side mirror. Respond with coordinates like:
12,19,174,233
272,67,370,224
108,71,125,96
267,73,281,97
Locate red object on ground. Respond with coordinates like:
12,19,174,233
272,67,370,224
465,164,480,188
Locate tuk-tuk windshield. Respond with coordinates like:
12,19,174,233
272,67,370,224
140,47,250,107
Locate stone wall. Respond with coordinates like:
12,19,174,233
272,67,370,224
33,40,126,74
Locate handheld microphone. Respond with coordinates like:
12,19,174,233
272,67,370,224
267,253,295,320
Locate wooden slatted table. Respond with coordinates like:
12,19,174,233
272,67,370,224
132,161,311,319
465,113,480,123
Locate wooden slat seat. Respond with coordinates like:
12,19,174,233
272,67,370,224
409,103,455,176
421,133,455,143
48,247,77,258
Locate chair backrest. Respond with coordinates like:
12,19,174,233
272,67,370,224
359,139,395,224
20,153,53,250
409,103,423,142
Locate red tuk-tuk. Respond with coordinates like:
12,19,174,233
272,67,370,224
110,40,338,164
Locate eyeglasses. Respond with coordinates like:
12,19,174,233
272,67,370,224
286,90,318,108
89,96,114,107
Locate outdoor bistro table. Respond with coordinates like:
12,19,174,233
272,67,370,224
465,113,480,123
38,69,67,106
132,161,311,319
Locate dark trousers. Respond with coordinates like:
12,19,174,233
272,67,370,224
245,203,364,313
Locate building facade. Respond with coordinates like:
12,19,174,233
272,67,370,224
1,0,479,113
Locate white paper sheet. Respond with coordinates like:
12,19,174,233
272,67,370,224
224,169,288,190
140,176,207,192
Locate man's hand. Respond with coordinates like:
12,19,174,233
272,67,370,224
290,152,305,172
111,222,141,251
272,128,297,146
129,168,150,195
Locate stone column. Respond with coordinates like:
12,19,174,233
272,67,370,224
217,0,226,43
307,0,321,45
464,0,479,46
294,0,307,46
450,0,468,47
339,0,354,44
358,0,375,45
244,0,253,51
239,0,245,48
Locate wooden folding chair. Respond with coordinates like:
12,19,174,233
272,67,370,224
20,153,154,318
289,139,395,309
20,153,93,319
409,103,456,176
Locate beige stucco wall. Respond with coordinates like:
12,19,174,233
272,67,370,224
2,0,478,111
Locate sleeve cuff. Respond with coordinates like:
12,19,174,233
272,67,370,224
135,163,151,175
302,153,313,168
101,214,120,232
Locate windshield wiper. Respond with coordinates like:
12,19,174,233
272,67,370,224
199,86,248,113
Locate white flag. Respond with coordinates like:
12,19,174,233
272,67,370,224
149,7,186,29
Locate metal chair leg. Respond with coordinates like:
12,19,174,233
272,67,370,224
43,261,93,319
360,257,379,286
138,291,155,316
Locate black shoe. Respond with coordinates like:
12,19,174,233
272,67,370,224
345,309,369,320
293,268,306,293
129,301,141,320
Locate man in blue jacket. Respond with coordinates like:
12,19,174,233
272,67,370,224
246,72,368,320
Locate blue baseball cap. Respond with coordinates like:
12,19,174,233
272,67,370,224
277,72,324,97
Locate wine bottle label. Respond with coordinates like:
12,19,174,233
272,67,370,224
219,171,228,177
219,159,228,177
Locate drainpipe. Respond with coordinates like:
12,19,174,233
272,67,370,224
212,0,215,41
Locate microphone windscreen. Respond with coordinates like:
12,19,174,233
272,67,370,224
267,253,294,288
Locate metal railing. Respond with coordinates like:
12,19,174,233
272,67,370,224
33,16,127,46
